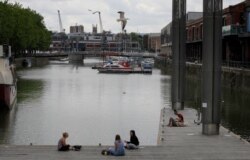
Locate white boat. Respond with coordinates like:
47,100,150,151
0,45,17,110
141,61,153,74
98,62,132,73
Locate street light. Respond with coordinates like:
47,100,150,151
88,9,103,33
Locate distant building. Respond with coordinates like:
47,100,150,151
160,22,172,57
92,25,98,34
70,25,84,33
50,32,69,52
148,33,161,53
143,34,149,51
50,31,141,52
186,17,203,62
115,33,140,52
160,12,202,58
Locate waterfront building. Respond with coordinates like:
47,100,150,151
161,12,202,58
222,1,250,66
186,17,203,62
160,22,172,57
161,1,250,66
185,1,250,65
50,32,70,52
148,33,161,53
50,30,141,52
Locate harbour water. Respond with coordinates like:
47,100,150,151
0,58,250,145
0,58,170,145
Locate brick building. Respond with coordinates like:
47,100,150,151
148,33,161,52
185,1,250,65
222,1,250,65
186,17,203,62
161,12,202,58
160,22,172,57
161,1,250,67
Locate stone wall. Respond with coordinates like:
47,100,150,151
14,57,49,69
155,59,250,91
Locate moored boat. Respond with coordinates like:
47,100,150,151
98,62,132,73
141,61,153,74
0,45,17,110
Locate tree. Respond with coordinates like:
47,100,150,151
0,1,51,55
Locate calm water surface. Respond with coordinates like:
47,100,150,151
1,59,250,145
0,59,171,145
185,72,250,142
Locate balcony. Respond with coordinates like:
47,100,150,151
222,24,245,37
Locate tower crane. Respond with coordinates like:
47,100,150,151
57,10,65,33
88,9,103,33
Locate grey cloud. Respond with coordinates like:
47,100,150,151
8,0,245,33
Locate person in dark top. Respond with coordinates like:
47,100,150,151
125,130,139,149
167,109,184,127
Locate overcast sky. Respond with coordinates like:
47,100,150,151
8,0,244,33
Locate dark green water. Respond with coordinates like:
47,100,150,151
185,71,250,142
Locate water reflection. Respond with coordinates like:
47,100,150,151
185,75,201,110
17,79,44,103
221,88,250,141
160,77,172,108
0,108,17,144
158,62,250,142
184,70,250,142
0,59,165,145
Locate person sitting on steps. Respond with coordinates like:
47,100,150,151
108,134,125,156
58,132,70,151
125,130,139,149
167,109,184,127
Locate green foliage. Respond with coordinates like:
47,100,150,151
0,1,51,54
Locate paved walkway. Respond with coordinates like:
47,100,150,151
0,108,249,160
158,108,250,160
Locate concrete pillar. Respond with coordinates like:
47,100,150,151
202,0,222,135
171,0,186,110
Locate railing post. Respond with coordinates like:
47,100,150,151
202,0,222,135
172,0,186,110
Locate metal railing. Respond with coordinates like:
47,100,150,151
222,61,250,69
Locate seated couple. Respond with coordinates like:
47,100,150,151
103,130,140,156
167,109,184,127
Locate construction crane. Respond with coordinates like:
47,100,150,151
88,9,103,33
57,10,64,33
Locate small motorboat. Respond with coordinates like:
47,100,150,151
98,63,132,73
